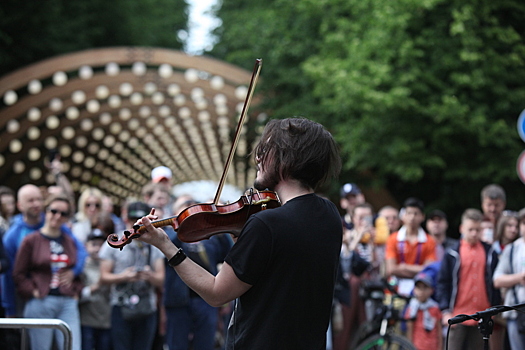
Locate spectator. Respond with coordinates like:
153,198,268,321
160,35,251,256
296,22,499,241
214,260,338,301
151,166,173,188
339,183,364,230
385,197,437,296
142,182,172,218
2,184,86,318
378,205,401,234
164,195,233,350
0,226,11,349
480,184,506,244
490,210,518,349
72,187,104,244
492,211,519,255
425,209,457,261
13,194,83,350
493,207,525,350
99,201,165,350
150,166,175,216
437,208,501,350
405,272,442,350
79,213,115,350
333,203,375,350
102,195,125,234
0,186,15,235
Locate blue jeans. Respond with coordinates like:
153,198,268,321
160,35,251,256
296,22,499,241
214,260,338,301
111,305,157,350
23,295,81,350
507,319,525,350
165,298,218,350
81,325,112,350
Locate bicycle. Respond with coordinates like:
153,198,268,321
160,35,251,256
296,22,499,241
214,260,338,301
350,278,416,350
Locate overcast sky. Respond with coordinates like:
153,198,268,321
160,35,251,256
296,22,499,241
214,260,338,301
185,0,221,55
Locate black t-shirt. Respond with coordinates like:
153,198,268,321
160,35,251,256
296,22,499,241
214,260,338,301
225,193,342,350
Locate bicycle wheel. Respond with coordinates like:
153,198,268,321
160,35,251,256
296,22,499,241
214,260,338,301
348,322,380,349
354,333,416,350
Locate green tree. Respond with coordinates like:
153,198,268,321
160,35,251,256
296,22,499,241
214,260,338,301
0,0,187,76
302,0,525,217
211,0,525,222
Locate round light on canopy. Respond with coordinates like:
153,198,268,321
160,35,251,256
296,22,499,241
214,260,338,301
9,139,23,153
27,127,40,140
3,90,17,105
53,71,68,86
29,168,42,180
105,62,120,76
132,62,147,76
27,107,41,122
96,86,110,99
28,80,42,94
66,106,80,120
79,65,94,80
6,120,20,134
46,115,60,130
44,136,58,150
159,64,173,78
13,161,25,174
72,90,86,104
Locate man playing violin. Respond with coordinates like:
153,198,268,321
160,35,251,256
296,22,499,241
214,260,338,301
137,117,342,350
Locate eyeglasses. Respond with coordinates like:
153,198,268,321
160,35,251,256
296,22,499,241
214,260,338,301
85,202,101,209
48,208,69,218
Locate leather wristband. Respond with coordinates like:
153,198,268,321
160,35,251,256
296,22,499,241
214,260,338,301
167,248,186,267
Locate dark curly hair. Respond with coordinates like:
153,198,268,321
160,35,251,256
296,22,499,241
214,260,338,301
253,117,341,191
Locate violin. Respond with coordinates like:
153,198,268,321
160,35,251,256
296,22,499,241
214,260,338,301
107,190,280,249
107,59,276,250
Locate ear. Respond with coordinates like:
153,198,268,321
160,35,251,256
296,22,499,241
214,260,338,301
340,198,348,210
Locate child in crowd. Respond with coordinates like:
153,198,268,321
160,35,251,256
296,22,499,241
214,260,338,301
79,214,114,350
405,272,442,350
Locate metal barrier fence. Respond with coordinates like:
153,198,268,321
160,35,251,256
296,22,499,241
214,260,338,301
0,318,72,350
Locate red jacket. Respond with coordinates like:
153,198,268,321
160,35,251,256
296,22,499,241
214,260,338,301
13,230,83,299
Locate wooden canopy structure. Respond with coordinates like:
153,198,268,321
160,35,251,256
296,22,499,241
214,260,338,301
0,47,266,203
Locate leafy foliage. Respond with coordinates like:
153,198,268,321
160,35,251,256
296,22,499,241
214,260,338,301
0,0,187,76
211,0,525,219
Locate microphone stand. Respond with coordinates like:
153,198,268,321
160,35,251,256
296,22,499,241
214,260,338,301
448,303,525,350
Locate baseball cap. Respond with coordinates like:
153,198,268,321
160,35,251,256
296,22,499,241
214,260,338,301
340,183,361,198
127,201,151,220
151,166,172,183
428,209,447,220
414,272,434,288
87,228,107,241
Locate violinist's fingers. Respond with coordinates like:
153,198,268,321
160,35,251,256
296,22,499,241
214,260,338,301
140,215,156,231
149,208,156,215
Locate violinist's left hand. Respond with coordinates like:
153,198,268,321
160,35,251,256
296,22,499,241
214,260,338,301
136,212,178,259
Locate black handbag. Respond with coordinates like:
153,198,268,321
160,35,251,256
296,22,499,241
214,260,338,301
119,281,155,321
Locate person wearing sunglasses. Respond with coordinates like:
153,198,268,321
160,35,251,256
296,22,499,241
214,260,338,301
2,184,87,324
13,194,84,350
72,187,104,244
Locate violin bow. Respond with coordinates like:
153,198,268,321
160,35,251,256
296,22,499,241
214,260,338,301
213,58,262,204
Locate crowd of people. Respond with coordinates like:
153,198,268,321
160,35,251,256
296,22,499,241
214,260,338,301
334,182,524,350
0,161,235,350
0,117,522,350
